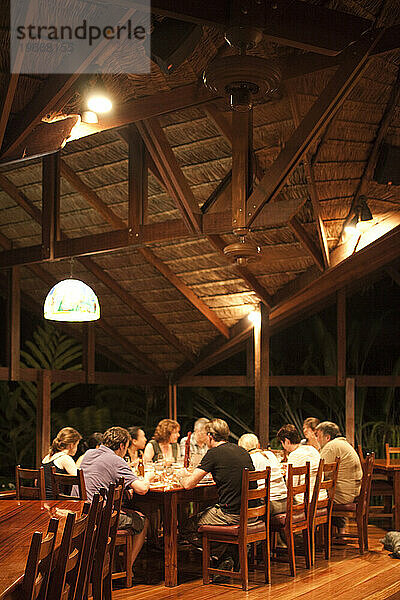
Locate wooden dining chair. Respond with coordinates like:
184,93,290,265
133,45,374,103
308,457,340,564
332,453,374,554
358,444,393,523
92,480,124,600
386,444,400,465
73,493,103,600
48,506,90,600
199,467,271,591
16,465,46,500
51,467,87,500
21,517,59,600
270,462,312,577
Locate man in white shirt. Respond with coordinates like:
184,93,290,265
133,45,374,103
238,433,287,515
277,424,325,503
180,418,209,465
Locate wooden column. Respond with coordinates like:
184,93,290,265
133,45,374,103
345,377,355,446
168,383,177,421
83,323,95,384
36,370,51,467
254,304,270,446
128,124,147,229
42,152,60,260
337,288,346,386
6,266,20,381
246,337,254,386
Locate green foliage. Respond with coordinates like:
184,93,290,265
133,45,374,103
0,382,35,468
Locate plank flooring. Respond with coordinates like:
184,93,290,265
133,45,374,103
113,525,400,600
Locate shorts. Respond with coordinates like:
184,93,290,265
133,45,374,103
118,509,146,534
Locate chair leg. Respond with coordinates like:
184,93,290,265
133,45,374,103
239,541,248,591
103,573,112,600
202,535,211,585
248,543,255,570
125,535,133,587
310,525,315,566
261,538,270,584
356,516,365,555
302,529,311,569
363,515,369,552
324,522,331,560
286,529,296,577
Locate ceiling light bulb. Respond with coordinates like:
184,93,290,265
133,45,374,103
344,215,358,237
87,95,112,113
81,110,99,124
248,310,261,325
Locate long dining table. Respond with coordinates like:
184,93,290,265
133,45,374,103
0,499,85,600
137,481,218,587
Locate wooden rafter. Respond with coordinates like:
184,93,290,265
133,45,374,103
1,6,137,160
246,30,384,228
342,66,400,234
42,153,60,260
287,83,330,268
0,176,166,375
137,118,201,234
63,141,230,340
288,216,324,272
175,223,400,379
0,75,19,151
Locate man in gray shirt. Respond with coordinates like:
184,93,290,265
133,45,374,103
76,426,151,568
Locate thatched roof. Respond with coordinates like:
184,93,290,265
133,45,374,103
0,0,399,377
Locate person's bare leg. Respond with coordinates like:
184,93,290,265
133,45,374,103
131,518,149,564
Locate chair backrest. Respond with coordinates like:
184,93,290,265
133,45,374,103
51,467,87,500
239,468,271,534
73,494,102,600
286,462,310,528
16,465,46,500
48,506,90,600
92,480,124,585
21,517,59,600
385,444,400,465
356,453,374,519
309,458,340,526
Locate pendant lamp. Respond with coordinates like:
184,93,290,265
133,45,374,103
44,261,100,322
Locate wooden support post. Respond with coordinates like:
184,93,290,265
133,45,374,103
83,323,95,384
42,152,60,259
36,370,51,467
168,382,177,420
128,124,147,228
231,110,250,231
345,377,355,446
337,288,346,386
6,266,20,381
247,336,254,386
254,304,270,445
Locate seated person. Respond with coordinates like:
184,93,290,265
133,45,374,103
316,421,362,538
277,424,326,503
238,433,287,515
127,426,147,469
180,417,209,465
76,432,103,468
301,417,320,450
75,426,151,571
143,419,180,463
42,427,81,499
179,419,255,570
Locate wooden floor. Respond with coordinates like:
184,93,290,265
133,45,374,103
113,525,400,600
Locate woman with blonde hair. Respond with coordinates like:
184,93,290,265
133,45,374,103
302,417,320,450
42,427,82,498
143,419,180,463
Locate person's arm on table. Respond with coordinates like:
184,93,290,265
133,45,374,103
143,442,155,463
178,468,207,489
131,479,150,495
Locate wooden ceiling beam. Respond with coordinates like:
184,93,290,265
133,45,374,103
1,6,137,160
64,133,229,340
0,74,19,151
127,124,147,229
175,222,400,378
145,0,372,55
287,84,330,268
246,30,383,229
137,118,202,234
341,66,400,235
288,216,324,272
0,173,168,374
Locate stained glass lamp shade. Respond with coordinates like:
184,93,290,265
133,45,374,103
44,278,100,322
